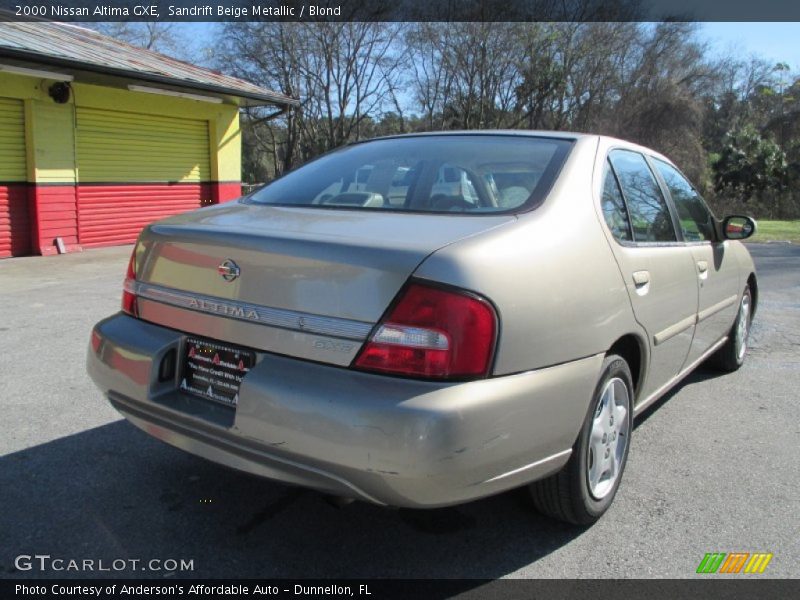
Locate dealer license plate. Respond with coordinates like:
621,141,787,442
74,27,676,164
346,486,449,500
180,337,254,407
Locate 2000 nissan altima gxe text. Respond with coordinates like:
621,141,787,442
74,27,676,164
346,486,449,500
87,132,757,524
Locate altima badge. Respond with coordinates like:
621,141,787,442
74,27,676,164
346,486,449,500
218,259,240,282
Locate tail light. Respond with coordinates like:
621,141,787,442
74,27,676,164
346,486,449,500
122,248,138,317
353,282,497,380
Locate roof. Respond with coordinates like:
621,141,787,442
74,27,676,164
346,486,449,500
0,20,297,107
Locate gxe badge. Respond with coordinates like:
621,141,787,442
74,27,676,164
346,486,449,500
218,259,240,282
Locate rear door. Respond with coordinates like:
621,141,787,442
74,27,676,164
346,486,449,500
651,159,741,366
599,149,698,400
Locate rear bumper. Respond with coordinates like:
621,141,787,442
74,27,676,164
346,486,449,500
87,313,602,508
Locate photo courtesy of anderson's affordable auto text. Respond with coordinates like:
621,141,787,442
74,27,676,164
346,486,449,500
14,583,375,598
1,1,798,599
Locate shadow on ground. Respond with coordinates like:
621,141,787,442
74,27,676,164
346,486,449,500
634,364,729,427
1,421,580,581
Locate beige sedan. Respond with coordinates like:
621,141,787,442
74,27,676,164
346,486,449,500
87,132,756,524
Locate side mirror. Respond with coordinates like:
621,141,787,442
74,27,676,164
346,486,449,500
722,215,757,240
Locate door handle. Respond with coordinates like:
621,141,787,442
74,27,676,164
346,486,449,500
632,270,650,286
632,271,650,295
697,260,709,280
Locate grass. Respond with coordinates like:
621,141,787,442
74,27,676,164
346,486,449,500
748,220,800,243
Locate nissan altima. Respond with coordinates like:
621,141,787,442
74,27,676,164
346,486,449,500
87,132,757,524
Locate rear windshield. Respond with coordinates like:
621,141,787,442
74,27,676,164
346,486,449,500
246,135,573,214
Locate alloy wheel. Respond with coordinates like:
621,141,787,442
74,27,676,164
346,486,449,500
587,377,630,500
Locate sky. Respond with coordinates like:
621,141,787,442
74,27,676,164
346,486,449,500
702,22,800,72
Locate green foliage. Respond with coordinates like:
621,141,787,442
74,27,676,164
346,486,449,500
749,220,800,243
713,126,789,200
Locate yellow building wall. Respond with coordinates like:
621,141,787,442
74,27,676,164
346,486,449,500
28,101,77,184
1,71,243,255
73,82,241,184
0,72,241,185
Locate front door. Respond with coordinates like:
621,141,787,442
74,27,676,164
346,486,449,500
650,159,742,366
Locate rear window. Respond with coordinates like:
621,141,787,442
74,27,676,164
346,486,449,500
247,135,573,214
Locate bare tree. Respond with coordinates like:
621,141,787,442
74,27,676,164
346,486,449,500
408,22,538,130
219,22,408,175
406,23,456,130
86,22,186,58
602,22,716,183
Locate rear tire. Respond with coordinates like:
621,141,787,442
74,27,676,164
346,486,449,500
529,355,633,525
709,285,752,372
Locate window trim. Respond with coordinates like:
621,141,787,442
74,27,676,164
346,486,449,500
604,147,683,247
601,158,634,243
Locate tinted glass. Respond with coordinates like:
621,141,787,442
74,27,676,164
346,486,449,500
601,160,632,242
248,136,573,214
654,160,715,242
609,150,677,242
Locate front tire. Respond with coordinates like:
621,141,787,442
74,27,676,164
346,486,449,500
709,285,752,372
529,354,633,525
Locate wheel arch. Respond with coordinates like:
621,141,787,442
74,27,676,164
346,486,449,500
607,334,647,401
747,272,758,318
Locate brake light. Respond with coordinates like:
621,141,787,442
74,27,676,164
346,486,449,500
122,249,138,317
354,283,497,379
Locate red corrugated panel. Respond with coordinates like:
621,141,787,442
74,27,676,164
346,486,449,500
36,185,79,250
0,184,31,258
77,184,210,247
217,182,243,203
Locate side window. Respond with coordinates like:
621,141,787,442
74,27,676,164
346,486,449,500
653,160,715,242
601,160,632,242
609,150,677,242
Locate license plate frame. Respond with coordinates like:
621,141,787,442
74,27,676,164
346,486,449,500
180,337,255,408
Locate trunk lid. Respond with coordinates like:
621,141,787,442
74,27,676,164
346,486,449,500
133,201,514,365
